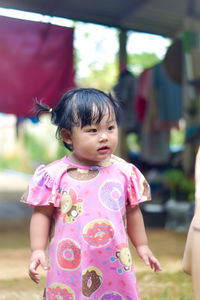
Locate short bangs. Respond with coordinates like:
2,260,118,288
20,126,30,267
73,91,119,128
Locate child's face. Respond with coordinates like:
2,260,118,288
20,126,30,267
66,109,118,166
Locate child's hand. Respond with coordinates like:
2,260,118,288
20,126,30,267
136,245,162,274
29,250,48,284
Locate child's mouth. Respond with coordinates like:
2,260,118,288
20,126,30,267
98,146,109,153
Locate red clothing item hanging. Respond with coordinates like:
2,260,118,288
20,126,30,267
0,16,75,117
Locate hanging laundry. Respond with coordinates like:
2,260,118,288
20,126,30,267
135,68,153,124
153,63,182,127
135,40,183,166
139,83,171,165
0,16,75,117
113,69,137,132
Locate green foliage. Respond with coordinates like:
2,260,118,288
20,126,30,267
128,52,161,76
74,46,81,75
77,61,118,91
57,140,71,159
159,289,168,300
170,127,185,148
0,155,21,171
0,129,70,173
127,132,140,152
163,169,195,201
24,131,52,166
146,289,189,300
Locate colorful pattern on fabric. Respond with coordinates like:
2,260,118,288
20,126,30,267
21,155,151,300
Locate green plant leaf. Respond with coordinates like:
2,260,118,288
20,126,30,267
159,288,168,300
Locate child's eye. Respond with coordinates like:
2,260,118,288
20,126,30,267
108,125,115,130
88,128,97,133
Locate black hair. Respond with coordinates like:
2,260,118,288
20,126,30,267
35,88,120,151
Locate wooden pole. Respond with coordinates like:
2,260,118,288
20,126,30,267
116,29,128,160
119,29,127,68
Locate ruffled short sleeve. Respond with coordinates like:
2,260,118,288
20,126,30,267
127,164,151,207
20,165,61,207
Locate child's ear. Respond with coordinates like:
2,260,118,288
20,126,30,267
60,128,72,145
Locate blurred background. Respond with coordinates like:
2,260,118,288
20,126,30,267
0,0,199,299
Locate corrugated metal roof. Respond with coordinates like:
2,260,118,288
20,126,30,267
0,0,198,37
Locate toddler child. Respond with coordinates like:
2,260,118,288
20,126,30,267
21,88,161,300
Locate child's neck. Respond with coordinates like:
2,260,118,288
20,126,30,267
68,153,111,167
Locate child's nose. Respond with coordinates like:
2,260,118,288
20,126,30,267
99,132,108,141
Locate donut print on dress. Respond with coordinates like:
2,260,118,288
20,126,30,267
141,178,151,200
115,243,132,271
82,266,103,297
46,283,75,300
60,188,83,223
99,180,124,211
98,291,125,300
83,219,115,247
56,238,81,270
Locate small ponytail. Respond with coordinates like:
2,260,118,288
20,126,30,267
35,99,53,119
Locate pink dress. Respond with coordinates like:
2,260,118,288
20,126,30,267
21,155,151,300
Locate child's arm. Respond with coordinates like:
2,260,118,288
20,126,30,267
29,205,54,284
182,146,200,299
182,216,193,275
126,205,162,274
